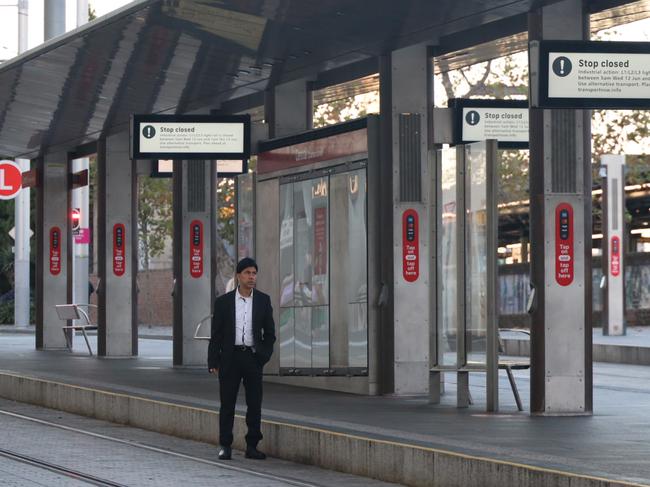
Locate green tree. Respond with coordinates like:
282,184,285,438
436,53,531,206
0,200,15,295
138,177,172,271
313,94,376,128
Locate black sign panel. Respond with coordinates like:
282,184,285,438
532,40,650,109
449,99,529,149
131,114,251,161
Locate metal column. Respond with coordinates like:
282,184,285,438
389,44,433,395
529,0,592,415
36,150,70,350
14,158,31,328
14,0,30,328
97,132,137,357
172,160,215,366
601,155,626,336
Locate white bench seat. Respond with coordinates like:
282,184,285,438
55,304,98,356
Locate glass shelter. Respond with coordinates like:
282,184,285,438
247,117,386,395
432,140,500,411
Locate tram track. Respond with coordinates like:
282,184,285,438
0,408,325,487
0,446,128,486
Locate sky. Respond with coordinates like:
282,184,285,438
0,0,133,59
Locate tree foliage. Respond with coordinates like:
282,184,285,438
217,177,235,246
138,177,172,271
314,93,377,128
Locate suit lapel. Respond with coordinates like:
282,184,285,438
228,291,236,337
251,291,258,332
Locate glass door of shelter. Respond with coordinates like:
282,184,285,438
435,140,499,411
279,163,368,375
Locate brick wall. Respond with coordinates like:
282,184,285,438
89,270,173,326
137,269,173,326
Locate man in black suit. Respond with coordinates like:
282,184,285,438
208,257,276,460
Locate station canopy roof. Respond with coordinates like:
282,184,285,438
0,0,644,159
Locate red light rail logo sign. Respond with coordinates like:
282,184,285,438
610,235,621,277
402,209,419,282
49,227,61,276
113,224,126,277
0,160,22,200
555,203,574,286
190,220,203,278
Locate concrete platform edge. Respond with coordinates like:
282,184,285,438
0,371,644,487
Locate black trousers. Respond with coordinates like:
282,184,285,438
218,349,263,448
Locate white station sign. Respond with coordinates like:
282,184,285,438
155,159,246,177
139,122,244,154
131,114,250,161
532,40,650,109
462,107,528,143
548,52,650,99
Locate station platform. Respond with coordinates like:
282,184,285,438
501,326,650,366
0,332,649,487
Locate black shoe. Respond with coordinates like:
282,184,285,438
245,447,266,460
218,446,232,460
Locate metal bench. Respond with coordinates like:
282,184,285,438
432,328,530,411
494,328,530,411
55,304,98,356
194,314,212,341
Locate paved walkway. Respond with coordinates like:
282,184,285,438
0,333,650,485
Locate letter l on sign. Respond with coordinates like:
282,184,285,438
0,160,22,200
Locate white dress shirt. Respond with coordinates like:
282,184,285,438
235,287,254,346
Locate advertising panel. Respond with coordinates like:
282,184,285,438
257,120,368,174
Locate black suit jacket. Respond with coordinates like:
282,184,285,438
207,289,276,371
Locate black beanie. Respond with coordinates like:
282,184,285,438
236,257,258,274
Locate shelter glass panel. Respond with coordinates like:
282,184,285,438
293,179,329,307
278,166,367,372
280,184,294,308
465,142,488,364
294,306,312,368
279,307,295,368
439,148,459,366
330,168,368,368
311,306,330,368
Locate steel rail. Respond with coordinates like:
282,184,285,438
0,408,325,487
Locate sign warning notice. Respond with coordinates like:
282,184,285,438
140,122,243,153
131,114,250,160
462,107,528,143
533,40,650,109
449,99,528,148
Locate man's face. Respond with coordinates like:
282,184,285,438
238,266,257,290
